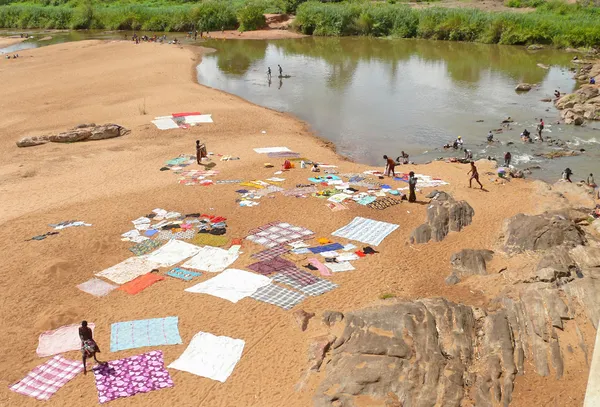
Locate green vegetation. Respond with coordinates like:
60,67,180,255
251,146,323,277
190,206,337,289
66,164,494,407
379,293,397,300
294,1,600,46
237,2,266,31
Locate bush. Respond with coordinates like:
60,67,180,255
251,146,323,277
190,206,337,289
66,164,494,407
237,2,265,31
278,0,307,13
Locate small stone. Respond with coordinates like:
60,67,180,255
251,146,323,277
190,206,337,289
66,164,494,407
322,311,344,327
293,309,315,332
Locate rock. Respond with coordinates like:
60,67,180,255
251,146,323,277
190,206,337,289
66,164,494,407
541,97,552,102
570,246,600,268
535,247,577,283
510,169,524,178
527,44,545,50
535,149,580,159
293,309,315,331
563,275,600,329
322,311,344,327
537,63,549,70
515,83,533,92
500,213,587,254
16,123,129,147
410,193,474,244
448,249,494,283
308,334,336,371
445,273,460,285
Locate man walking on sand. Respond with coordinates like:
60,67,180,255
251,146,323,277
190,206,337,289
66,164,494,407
79,321,105,375
468,161,483,189
383,155,396,177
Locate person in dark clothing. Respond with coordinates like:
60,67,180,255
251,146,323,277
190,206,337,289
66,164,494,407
537,119,544,141
408,171,417,202
396,151,409,164
504,152,512,167
79,321,104,375
383,155,396,177
278,64,283,77
554,90,561,99
468,161,483,189
563,168,573,183
267,67,271,80
196,140,206,164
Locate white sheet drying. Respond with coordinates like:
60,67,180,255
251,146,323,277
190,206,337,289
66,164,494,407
144,240,202,267
185,269,270,303
181,246,239,273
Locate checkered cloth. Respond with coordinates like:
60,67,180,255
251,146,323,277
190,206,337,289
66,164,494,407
279,266,319,286
251,245,290,261
246,222,314,248
250,283,306,310
9,355,84,400
272,274,338,297
247,256,296,276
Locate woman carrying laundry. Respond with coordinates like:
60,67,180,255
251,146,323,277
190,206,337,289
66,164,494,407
79,321,105,375
408,171,417,203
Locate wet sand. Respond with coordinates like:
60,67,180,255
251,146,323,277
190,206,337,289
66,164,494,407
0,40,591,406
0,36,27,48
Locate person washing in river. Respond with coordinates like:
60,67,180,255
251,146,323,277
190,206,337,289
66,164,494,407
267,67,271,80
396,151,409,165
487,131,494,143
537,119,544,142
562,168,573,183
383,155,396,177
504,151,512,167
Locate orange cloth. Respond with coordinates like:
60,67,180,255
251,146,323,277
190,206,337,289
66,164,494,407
119,273,165,295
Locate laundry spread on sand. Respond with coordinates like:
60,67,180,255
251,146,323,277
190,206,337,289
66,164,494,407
77,278,119,297
308,242,344,254
250,283,306,310
36,323,95,357
9,355,83,401
251,245,290,261
110,317,182,352
93,350,173,404
185,269,271,303
182,246,239,273
396,173,449,188
168,332,245,383
246,221,314,248
309,175,341,184
308,258,332,277
144,239,201,267
253,147,292,154
278,266,320,286
118,273,165,294
152,113,213,130
282,185,318,197
129,239,164,256
247,256,296,276
267,151,301,158
326,202,348,211
272,274,338,296
191,233,229,247
177,169,219,186
166,267,202,281
49,220,92,230
96,256,161,285
367,197,402,210
325,261,355,273
332,217,399,246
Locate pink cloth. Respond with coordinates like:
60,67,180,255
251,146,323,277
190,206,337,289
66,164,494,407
308,258,332,277
37,323,95,357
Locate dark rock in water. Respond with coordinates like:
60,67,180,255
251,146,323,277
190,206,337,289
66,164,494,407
515,83,533,92
500,213,587,254
507,141,514,146
410,192,474,244
476,119,485,122
446,249,494,284
541,98,552,102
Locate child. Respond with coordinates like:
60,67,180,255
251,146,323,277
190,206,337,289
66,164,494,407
311,163,320,173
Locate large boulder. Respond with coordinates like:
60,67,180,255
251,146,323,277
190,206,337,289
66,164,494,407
500,213,586,254
16,123,129,147
446,249,494,285
410,192,474,244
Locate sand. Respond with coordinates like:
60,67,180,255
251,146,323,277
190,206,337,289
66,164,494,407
0,40,591,406
0,36,27,48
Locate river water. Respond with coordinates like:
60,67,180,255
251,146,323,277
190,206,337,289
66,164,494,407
2,31,598,181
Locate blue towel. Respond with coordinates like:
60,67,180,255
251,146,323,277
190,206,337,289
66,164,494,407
166,267,202,281
309,243,344,254
357,196,377,205
308,175,341,183
110,316,182,352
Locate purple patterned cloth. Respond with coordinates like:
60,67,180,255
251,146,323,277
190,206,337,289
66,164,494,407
251,245,290,261
279,266,320,286
247,256,296,276
92,350,173,404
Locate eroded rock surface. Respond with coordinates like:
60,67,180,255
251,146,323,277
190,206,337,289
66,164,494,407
16,123,129,147
446,249,494,285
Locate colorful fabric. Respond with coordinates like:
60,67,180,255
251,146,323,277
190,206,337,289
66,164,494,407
367,197,402,210
250,283,306,310
326,202,348,211
110,317,182,352
155,229,196,241
246,221,314,248
129,239,163,256
9,355,83,401
118,273,164,295
247,256,296,276
308,175,341,183
96,256,161,285
191,233,229,247
308,258,332,277
332,217,399,246
37,323,95,357
308,243,344,254
272,274,338,296
251,245,290,261
77,278,118,297
185,269,271,303
282,186,318,197
168,332,245,382
93,350,173,404
253,147,292,154
166,267,202,281
279,266,320,286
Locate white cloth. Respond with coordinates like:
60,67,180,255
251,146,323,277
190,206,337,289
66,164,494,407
185,269,270,303
168,332,245,382
337,253,359,262
184,114,213,124
95,256,160,284
332,217,399,246
37,323,95,357
253,147,292,154
151,118,179,130
144,240,202,267
325,261,355,272
182,246,239,273
132,217,151,225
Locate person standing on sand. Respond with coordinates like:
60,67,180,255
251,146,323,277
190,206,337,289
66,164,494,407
383,155,396,177
79,321,104,375
408,171,417,202
504,152,512,167
196,140,206,164
468,161,483,189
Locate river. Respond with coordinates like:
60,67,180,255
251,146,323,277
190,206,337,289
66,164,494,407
2,31,599,182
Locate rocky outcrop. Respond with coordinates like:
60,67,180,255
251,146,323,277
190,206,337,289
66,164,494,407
500,212,586,254
515,83,533,92
535,150,581,159
555,60,600,125
410,191,474,244
446,249,494,285
16,123,129,147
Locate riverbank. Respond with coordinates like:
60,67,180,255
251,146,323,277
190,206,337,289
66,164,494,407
0,40,595,406
0,35,25,47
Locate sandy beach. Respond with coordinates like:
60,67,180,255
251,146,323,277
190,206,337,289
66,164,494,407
0,36,27,48
0,40,594,406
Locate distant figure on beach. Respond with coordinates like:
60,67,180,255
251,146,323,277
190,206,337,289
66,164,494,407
537,119,544,141
468,161,483,189
278,64,283,77
311,163,320,172
587,173,596,187
464,149,473,160
196,140,207,164
408,171,417,202
79,321,104,375
562,168,573,183
554,90,561,99
383,155,396,177
504,151,512,167
487,131,494,142
194,30,198,40
396,151,409,164
267,67,271,80
591,77,596,85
